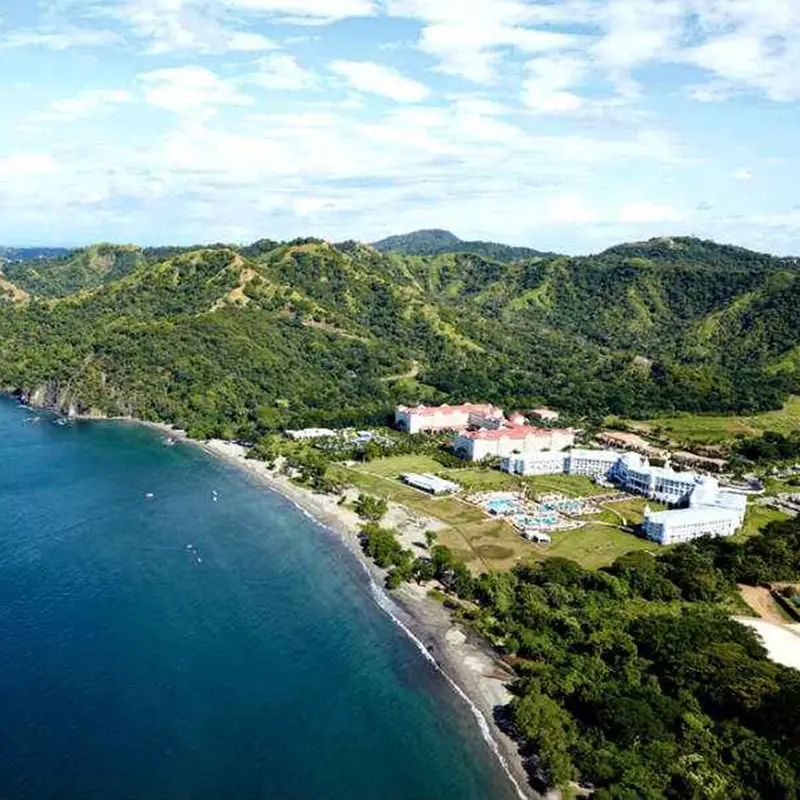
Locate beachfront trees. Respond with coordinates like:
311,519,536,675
354,493,388,522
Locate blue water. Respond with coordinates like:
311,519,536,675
0,399,516,800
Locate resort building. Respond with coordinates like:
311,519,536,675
643,506,743,545
394,403,505,434
566,449,620,480
502,451,569,476
455,426,576,462
501,448,618,478
401,473,460,495
613,453,709,504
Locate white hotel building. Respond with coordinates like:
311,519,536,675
503,448,618,479
394,403,505,435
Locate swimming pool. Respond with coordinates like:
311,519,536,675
484,498,518,515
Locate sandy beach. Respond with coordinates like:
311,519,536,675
198,439,542,800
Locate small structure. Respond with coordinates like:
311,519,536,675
401,473,460,495
531,407,560,423
286,428,337,440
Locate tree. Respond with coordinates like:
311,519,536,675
354,493,388,522
511,690,576,788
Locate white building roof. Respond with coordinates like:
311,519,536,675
402,473,459,493
569,448,619,461
645,505,741,526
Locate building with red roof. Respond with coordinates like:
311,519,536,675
453,425,575,462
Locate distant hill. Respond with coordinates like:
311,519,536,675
372,229,546,262
0,247,72,263
2,244,145,298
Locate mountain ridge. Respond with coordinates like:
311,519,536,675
0,235,797,439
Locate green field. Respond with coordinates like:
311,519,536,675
733,504,792,541
613,395,800,445
537,524,657,570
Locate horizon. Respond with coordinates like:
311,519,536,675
1,230,797,260
1,0,799,253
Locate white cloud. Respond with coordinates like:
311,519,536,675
546,194,600,224
34,90,133,122
223,0,377,22
101,0,278,53
732,167,755,181
0,153,56,177
0,26,120,50
329,60,430,103
619,201,682,224
249,54,317,90
522,55,587,114
139,66,255,114
386,0,580,83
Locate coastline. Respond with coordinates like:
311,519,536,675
195,437,541,800
15,400,540,799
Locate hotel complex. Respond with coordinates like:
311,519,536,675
501,447,747,545
393,403,748,546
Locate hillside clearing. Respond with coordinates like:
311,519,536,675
612,395,800,445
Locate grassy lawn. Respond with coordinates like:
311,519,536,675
732,504,791,541
358,454,446,477
533,524,657,570
763,477,800,497
521,473,610,498
605,498,668,526
611,395,800,446
355,455,521,492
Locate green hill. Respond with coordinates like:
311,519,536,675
372,229,546,261
0,236,798,439
0,246,72,263
3,244,145,298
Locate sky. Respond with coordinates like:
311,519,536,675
0,0,799,254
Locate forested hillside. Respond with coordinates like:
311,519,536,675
372,229,546,261
0,235,798,439
0,246,71,263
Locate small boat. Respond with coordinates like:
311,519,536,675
145,492,155,499
163,437,176,447
54,418,69,427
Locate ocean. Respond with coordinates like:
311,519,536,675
0,399,517,800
